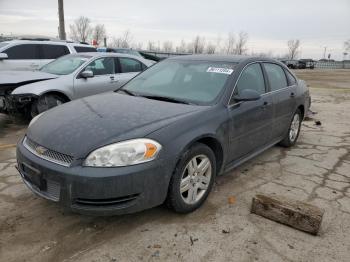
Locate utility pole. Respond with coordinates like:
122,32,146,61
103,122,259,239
58,0,66,40
323,46,327,59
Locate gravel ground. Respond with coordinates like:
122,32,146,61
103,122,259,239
0,69,349,262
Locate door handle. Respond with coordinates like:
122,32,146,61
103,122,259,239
260,101,270,110
110,76,118,83
290,92,295,98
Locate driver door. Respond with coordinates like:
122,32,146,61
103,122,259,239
73,57,117,98
227,63,274,163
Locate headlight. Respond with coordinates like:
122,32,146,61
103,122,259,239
84,139,162,167
28,113,43,128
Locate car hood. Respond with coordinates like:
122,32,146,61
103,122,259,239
27,93,204,158
0,70,58,86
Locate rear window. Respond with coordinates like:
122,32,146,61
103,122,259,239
2,44,39,59
40,44,70,59
119,57,143,73
285,69,297,85
263,63,288,91
74,46,97,53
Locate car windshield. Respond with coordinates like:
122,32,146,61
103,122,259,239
0,42,9,49
121,60,237,105
40,55,91,75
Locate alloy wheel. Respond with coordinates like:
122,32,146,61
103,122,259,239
180,154,212,205
289,114,300,142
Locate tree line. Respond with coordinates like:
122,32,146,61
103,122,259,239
69,16,350,59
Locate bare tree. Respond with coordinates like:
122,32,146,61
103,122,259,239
224,32,235,54
345,39,350,52
235,31,248,55
287,39,301,59
176,40,187,53
93,24,106,46
69,16,92,42
132,42,144,50
147,41,156,51
110,30,133,48
206,42,216,54
163,41,173,52
192,36,205,54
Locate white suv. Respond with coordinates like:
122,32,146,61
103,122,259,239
0,40,97,71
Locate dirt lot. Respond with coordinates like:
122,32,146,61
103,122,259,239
1,69,350,262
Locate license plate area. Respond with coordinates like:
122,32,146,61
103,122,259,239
21,163,46,190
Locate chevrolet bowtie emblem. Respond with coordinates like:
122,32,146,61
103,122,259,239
35,146,47,155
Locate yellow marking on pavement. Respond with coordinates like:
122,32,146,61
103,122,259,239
0,144,16,150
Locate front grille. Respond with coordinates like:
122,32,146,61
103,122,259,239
23,137,74,167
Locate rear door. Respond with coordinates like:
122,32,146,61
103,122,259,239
115,57,145,86
227,62,274,163
38,44,70,68
0,44,40,71
262,63,297,140
73,57,116,98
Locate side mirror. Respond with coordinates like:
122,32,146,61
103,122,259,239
80,70,94,78
233,89,261,102
0,53,8,60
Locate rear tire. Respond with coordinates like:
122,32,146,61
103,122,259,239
166,143,216,214
279,109,302,147
31,94,66,118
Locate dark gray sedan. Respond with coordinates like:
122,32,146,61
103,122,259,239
16,55,310,215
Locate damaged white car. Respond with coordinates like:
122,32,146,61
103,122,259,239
0,52,152,118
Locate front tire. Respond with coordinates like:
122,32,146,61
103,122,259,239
31,94,66,118
279,109,302,147
166,143,216,213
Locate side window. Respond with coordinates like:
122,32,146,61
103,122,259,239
236,63,265,95
85,57,115,76
119,58,143,73
2,44,39,59
285,69,297,86
263,63,288,91
40,44,70,59
74,46,97,53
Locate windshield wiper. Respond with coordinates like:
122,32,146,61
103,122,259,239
141,95,193,105
115,88,137,96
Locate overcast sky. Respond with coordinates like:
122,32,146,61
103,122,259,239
0,0,349,59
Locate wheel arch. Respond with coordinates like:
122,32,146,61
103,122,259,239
177,134,225,176
39,90,71,102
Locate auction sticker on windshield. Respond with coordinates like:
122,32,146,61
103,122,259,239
207,67,234,75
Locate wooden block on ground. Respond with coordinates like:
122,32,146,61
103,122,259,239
251,194,324,235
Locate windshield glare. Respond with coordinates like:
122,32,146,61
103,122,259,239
40,55,90,75
123,60,237,104
0,42,9,49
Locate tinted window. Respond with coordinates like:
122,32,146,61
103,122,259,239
74,46,97,53
85,57,114,76
40,44,69,59
236,63,265,95
119,58,143,73
3,44,39,59
285,69,297,85
264,63,288,91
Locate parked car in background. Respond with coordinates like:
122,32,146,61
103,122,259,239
16,55,310,215
0,39,96,71
280,59,315,69
0,52,152,117
97,47,160,63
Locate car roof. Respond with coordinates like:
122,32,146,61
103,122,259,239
168,54,278,64
68,52,148,61
2,39,95,47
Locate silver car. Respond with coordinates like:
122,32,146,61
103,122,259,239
0,52,153,118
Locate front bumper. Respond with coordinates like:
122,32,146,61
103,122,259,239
16,138,172,216
0,94,37,114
